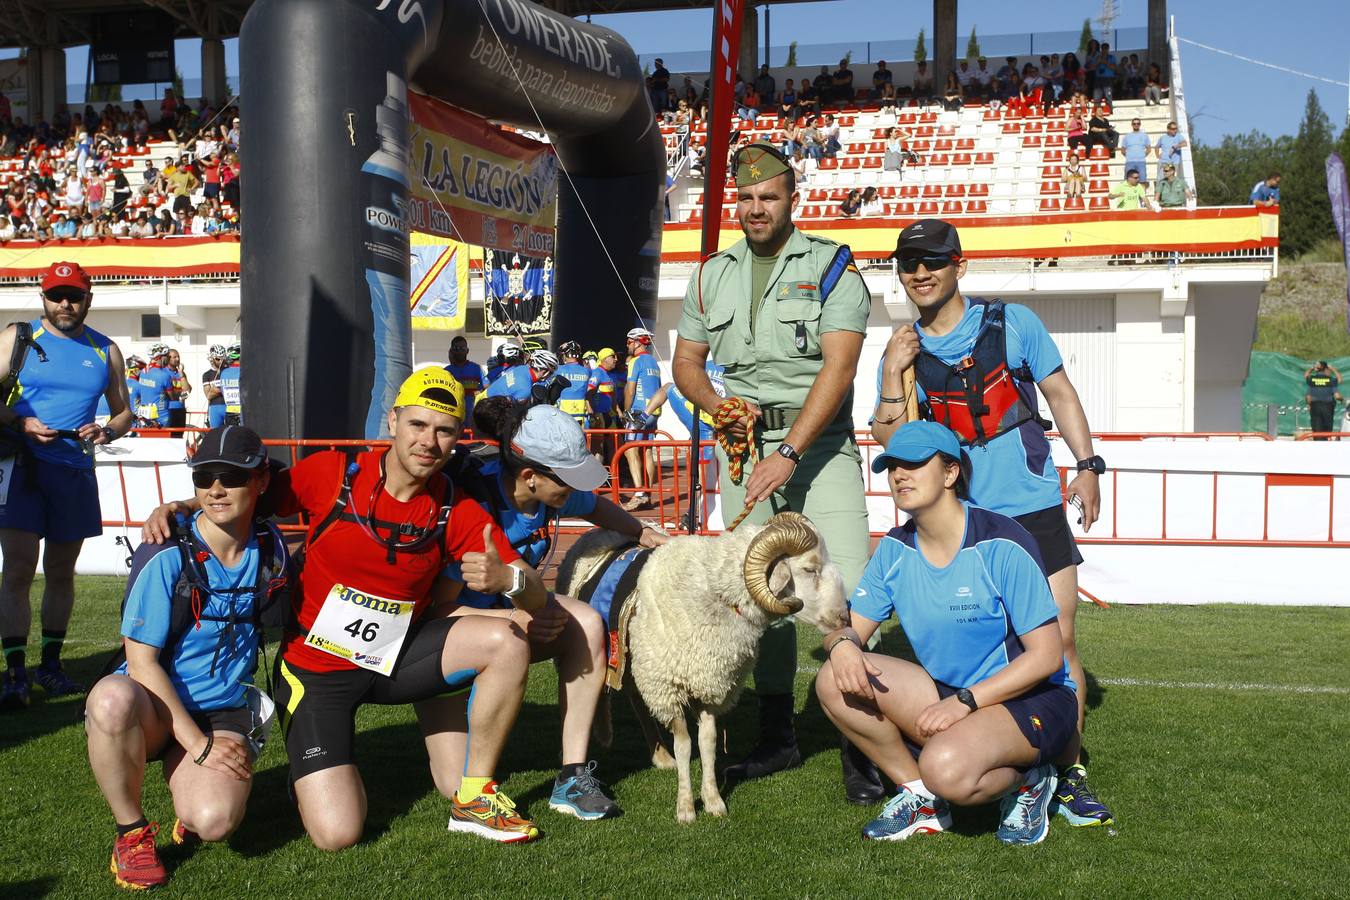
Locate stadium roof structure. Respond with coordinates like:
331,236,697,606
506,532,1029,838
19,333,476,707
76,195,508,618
0,0,831,49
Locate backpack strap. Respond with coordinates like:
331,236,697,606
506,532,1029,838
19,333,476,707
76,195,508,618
2,321,43,407
819,244,860,303
304,449,361,552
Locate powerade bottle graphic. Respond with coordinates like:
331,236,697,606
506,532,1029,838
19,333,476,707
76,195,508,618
361,71,414,439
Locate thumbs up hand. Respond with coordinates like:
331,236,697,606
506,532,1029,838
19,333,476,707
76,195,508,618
462,524,512,594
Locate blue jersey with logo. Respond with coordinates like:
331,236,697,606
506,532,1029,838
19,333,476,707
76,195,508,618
626,351,661,412
136,365,173,423
590,367,616,414
850,503,1074,691
116,512,262,711
12,319,111,468
445,360,486,420
484,364,533,401
219,364,242,415
555,363,594,421
444,457,599,608
876,299,1064,517
166,366,186,411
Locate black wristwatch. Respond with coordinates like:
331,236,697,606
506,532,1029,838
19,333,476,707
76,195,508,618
956,688,979,712
100,425,116,444
1075,455,1106,475
776,442,801,464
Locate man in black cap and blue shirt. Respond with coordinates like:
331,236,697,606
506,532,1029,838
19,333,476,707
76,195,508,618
872,218,1115,827
673,141,872,787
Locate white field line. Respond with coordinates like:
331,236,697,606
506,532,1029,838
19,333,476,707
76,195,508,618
795,666,1349,695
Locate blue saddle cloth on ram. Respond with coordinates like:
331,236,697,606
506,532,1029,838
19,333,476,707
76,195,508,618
575,543,655,688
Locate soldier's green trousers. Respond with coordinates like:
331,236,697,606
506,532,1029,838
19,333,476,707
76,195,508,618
717,422,871,696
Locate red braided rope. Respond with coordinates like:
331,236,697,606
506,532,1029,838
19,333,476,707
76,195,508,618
713,396,760,531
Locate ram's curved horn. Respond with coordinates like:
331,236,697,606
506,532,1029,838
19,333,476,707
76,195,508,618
743,512,817,615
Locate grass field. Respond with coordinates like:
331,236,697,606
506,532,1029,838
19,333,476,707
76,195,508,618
1,578,1348,898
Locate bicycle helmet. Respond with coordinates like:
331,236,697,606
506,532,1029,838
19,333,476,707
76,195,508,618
148,342,171,359
558,340,582,360
529,349,559,375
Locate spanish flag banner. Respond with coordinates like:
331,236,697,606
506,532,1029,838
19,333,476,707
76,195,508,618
409,232,470,331
0,236,241,278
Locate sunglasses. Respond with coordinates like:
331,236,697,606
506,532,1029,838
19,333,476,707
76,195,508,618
43,289,87,304
897,254,959,274
192,467,255,489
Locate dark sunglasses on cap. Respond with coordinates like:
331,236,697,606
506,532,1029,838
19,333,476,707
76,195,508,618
192,467,256,489
897,254,960,274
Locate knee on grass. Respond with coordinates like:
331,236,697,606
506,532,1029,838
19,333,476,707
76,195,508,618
305,817,364,852
177,801,244,843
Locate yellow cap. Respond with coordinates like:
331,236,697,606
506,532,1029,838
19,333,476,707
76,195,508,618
393,367,465,419
597,347,617,362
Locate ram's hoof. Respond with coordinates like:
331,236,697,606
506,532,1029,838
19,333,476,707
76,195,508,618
676,801,696,824
704,795,727,817
651,746,676,769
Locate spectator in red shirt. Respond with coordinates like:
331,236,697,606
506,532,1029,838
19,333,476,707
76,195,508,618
159,88,178,125
141,369,547,848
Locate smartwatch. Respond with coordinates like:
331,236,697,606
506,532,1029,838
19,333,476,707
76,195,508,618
1075,455,1106,475
503,564,526,599
776,442,801,464
956,688,979,712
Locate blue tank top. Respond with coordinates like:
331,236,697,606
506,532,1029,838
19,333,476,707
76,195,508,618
12,318,112,468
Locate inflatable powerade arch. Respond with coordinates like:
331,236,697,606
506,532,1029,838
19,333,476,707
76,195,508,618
239,0,664,440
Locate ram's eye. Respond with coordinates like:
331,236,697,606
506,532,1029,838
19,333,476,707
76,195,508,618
800,566,819,576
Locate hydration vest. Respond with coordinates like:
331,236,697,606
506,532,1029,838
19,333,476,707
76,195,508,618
914,299,1049,447
444,443,557,564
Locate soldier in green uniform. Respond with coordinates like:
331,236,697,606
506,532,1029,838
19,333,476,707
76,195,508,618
673,142,872,786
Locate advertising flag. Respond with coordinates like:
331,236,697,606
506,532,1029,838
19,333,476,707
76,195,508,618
409,232,470,331
1326,153,1350,334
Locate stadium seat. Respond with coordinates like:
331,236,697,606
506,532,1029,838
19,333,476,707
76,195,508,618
819,158,839,170
1039,198,1061,212
896,201,917,216
955,138,975,151
1089,163,1110,177
968,183,990,197
922,184,943,198
1089,180,1109,193
919,112,938,124
1089,197,1109,210
1090,146,1111,160
928,153,949,167
974,152,995,165
951,152,972,166
945,184,967,198
1064,197,1086,210
879,186,897,199
942,200,963,215
1044,150,1065,162
966,200,989,214
1040,180,1059,194
1023,135,1042,148
899,185,920,198
862,156,882,168
688,209,703,222
918,201,940,215
934,138,953,152
1041,166,1059,179
842,157,861,169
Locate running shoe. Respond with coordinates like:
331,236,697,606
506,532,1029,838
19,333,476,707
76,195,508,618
549,761,621,820
861,786,951,841
34,661,85,697
0,668,30,711
170,818,199,847
447,782,540,843
1053,763,1116,826
996,764,1056,845
110,822,167,890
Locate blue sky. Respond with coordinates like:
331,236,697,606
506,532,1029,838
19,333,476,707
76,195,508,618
8,0,1349,143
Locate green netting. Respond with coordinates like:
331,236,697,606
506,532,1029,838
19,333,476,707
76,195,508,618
1242,351,1350,435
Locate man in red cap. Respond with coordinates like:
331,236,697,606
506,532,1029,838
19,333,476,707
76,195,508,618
0,261,134,710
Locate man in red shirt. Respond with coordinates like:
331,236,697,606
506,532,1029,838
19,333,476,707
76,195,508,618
144,369,547,847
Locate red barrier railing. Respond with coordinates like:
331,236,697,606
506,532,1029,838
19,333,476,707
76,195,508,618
1295,432,1344,441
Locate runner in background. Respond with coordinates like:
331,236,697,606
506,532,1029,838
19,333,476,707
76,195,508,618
554,341,594,428
164,349,191,429
136,344,173,426
219,344,242,425
621,328,662,511
444,336,486,429
641,360,727,530
202,345,227,429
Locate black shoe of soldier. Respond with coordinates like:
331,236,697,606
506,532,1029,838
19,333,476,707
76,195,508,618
840,735,886,805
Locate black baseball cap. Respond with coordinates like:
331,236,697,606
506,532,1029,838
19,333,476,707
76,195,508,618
190,424,267,469
888,219,963,260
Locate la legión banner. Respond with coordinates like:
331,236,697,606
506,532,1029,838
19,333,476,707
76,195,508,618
408,91,558,257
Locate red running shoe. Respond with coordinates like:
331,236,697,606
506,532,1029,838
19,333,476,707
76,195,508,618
110,822,167,890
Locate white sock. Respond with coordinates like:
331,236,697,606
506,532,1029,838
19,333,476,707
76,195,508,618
903,778,935,800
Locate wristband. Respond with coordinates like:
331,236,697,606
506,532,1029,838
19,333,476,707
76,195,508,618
878,394,906,404
826,633,858,657
194,734,213,765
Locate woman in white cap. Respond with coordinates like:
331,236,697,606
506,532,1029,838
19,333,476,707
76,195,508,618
816,420,1079,847
437,396,668,820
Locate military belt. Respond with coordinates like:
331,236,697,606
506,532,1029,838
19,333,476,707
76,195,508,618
757,404,853,433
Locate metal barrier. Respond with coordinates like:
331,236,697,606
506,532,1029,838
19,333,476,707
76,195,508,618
1295,432,1344,441
95,431,1348,549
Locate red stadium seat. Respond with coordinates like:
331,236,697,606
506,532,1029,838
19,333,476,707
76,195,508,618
933,138,953,152
945,184,967,197
867,141,885,153
1040,180,1059,194
966,200,989,213
688,209,703,222
862,156,882,168
1090,146,1110,160
898,112,918,125
951,153,972,166
1089,196,1109,210
897,201,917,215
942,200,963,214
879,186,898,199
841,157,861,169
1089,163,1110,177
938,124,956,136
955,138,975,151
1044,134,1065,148
922,184,943,198
1002,122,1022,134
919,112,938,124
1064,197,1086,210
1044,150,1065,162
1039,198,1061,212
974,152,995,165
968,183,990,197
819,158,839,170
1023,135,1043,148
899,185,920,198
918,200,940,215
928,153,949,167
1089,180,1109,193
1041,166,1059,179
915,125,935,138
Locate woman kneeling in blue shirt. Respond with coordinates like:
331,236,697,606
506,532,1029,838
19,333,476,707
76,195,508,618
431,397,668,821
816,421,1078,846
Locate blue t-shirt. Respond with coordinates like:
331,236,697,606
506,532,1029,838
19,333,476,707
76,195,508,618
116,513,263,711
1251,181,1280,204
1120,130,1150,163
218,364,242,415
555,362,594,420
485,363,508,385
668,361,727,460
444,360,486,420
875,299,1064,517
445,458,599,608
850,503,1074,691
1155,133,1184,166
626,351,661,412
1095,54,1116,78
12,319,112,468
484,364,533,401
136,365,173,423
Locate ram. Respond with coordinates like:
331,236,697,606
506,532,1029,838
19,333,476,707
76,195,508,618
556,512,848,823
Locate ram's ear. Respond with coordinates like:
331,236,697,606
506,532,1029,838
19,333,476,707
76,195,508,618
767,559,793,597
